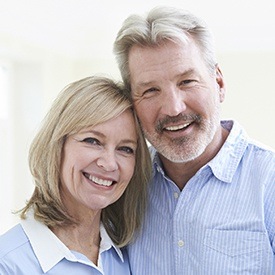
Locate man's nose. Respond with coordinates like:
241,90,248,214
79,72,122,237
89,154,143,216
160,87,187,117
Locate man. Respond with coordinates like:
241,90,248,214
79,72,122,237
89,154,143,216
113,6,275,275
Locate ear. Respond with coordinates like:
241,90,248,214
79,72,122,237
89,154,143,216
215,64,226,103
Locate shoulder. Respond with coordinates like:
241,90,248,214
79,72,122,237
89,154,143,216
229,120,274,169
0,224,28,259
245,138,275,169
219,120,274,185
238,139,275,191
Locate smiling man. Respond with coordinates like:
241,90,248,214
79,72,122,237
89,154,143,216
113,6,275,274
128,39,226,188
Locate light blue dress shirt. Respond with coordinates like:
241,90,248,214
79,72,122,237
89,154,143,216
128,120,275,274
0,213,130,274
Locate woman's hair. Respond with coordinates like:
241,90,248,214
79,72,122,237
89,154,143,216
113,6,217,90
20,75,152,247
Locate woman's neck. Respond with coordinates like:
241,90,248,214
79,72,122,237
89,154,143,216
51,210,102,265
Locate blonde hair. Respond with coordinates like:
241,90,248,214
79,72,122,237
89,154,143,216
20,76,152,247
113,6,217,90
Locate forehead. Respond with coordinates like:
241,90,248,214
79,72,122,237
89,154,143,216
128,39,204,84
128,41,186,67
89,110,136,135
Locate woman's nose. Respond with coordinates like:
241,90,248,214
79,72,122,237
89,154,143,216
96,151,118,172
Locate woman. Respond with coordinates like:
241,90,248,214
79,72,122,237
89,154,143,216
0,76,152,274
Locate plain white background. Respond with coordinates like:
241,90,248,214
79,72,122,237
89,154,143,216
0,0,274,234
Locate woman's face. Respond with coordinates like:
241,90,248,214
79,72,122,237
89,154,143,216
60,109,137,217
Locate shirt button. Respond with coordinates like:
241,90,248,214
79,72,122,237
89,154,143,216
178,240,184,247
174,192,179,199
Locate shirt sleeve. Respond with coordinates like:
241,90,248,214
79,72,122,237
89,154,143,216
263,152,275,254
0,261,11,275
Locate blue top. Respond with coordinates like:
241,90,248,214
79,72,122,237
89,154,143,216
0,212,130,274
128,120,275,274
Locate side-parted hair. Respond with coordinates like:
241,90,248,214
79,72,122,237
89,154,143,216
20,76,152,247
113,6,217,90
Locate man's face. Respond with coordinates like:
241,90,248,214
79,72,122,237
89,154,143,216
128,39,225,163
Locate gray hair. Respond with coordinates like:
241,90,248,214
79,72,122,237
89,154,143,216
113,6,217,90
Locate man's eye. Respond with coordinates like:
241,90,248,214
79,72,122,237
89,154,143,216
143,87,158,96
82,137,100,145
119,146,135,155
180,79,195,85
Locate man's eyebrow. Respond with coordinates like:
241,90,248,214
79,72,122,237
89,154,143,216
135,69,196,88
176,68,196,77
135,81,156,89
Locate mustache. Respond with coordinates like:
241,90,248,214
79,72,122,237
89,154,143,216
156,113,201,132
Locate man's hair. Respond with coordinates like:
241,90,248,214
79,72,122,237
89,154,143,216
114,6,217,90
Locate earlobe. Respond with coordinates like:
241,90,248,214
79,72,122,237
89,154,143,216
218,84,225,103
215,64,226,103
219,88,225,102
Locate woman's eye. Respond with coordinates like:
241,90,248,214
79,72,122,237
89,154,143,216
82,137,100,145
119,146,135,155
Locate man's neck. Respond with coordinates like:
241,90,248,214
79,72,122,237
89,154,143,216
159,127,229,190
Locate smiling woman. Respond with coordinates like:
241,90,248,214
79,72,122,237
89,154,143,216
0,76,152,274
60,110,138,213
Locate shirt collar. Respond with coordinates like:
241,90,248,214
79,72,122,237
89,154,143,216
21,211,124,273
99,223,124,261
207,120,248,183
151,120,248,184
150,146,164,177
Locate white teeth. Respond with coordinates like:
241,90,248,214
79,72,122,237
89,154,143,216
88,175,113,187
166,122,191,131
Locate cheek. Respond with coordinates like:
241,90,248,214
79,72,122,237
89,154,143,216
191,92,215,112
61,153,85,185
60,156,71,182
60,160,75,192
134,101,157,128
121,159,136,183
